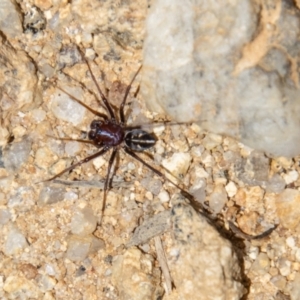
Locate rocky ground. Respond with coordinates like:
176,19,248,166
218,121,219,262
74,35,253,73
0,0,300,299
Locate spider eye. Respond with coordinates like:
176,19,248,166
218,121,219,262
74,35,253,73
90,120,101,129
88,131,96,140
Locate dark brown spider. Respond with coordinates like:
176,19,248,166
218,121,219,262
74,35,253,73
44,50,200,222
43,49,276,239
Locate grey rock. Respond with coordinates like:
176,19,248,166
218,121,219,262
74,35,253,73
3,137,32,173
0,209,11,225
140,176,163,196
50,85,86,126
66,234,105,262
4,224,29,256
142,0,300,157
0,0,23,38
266,174,286,193
70,205,97,236
126,210,171,247
38,186,66,205
235,150,270,186
8,186,35,212
0,35,40,113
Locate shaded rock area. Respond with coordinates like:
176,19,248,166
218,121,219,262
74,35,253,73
166,196,245,300
0,0,300,300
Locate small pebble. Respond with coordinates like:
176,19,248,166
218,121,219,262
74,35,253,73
111,248,158,300
3,275,39,298
127,162,135,170
275,157,293,170
191,178,206,203
140,177,162,196
277,258,291,277
34,147,54,169
49,159,67,175
267,239,287,259
265,174,286,193
31,108,46,123
45,264,56,276
270,275,286,290
3,138,32,173
64,191,78,201
0,127,9,147
158,190,170,203
0,209,11,224
12,125,26,139
286,236,295,248
38,186,66,205
201,151,214,168
19,263,38,280
66,236,93,262
162,152,191,178
66,235,104,262
248,246,259,260
92,156,106,170
37,275,57,292
251,253,270,275
209,184,227,213
275,189,300,230
51,86,86,126
48,139,64,156
295,248,300,262
283,170,299,185
225,181,237,197
290,272,300,300
190,145,205,158
4,225,29,255
193,166,209,179
153,124,165,136
248,150,270,182
8,186,35,210
65,141,81,156
237,211,259,235
202,133,222,150
70,206,97,236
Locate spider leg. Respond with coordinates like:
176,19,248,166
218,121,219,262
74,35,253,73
123,147,210,214
125,121,193,131
47,135,95,146
228,221,278,240
120,65,142,124
123,148,277,240
38,146,110,183
78,49,116,120
101,147,118,222
55,85,106,118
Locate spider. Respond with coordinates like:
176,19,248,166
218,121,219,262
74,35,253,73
43,49,276,239
44,50,200,222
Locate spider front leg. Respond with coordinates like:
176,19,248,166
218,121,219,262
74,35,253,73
40,146,110,183
46,135,95,146
54,85,107,119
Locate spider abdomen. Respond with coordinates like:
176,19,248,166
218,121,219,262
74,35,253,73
125,129,156,151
